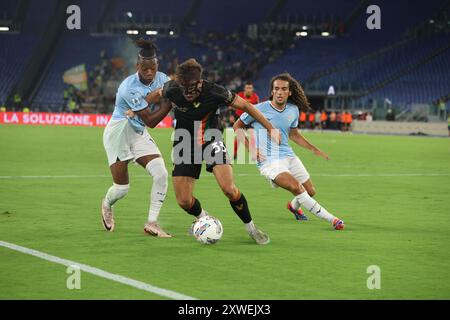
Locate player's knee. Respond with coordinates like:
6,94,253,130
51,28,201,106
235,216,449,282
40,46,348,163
146,157,168,183
290,182,303,195
154,167,168,185
221,184,239,200
307,187,316,197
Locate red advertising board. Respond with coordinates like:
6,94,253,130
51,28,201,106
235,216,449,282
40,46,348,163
0,112,173,128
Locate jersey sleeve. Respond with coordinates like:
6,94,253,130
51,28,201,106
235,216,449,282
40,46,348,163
240,112,255,126
160,72,171,84
212,83,237,105
291,108,299,128
120,87,148,111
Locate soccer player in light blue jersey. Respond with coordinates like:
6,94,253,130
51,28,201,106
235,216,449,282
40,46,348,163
233,73,344,230
102,38,173,237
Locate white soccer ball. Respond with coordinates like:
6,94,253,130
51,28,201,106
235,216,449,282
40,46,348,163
193,216,223,244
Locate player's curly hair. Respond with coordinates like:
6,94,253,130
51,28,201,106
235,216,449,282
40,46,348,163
270,73,311,111
176,58,203,84
135,38,158,61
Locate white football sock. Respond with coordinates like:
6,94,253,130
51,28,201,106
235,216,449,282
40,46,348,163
290,197,301,210
196,210,208,219
145,158,168,223
105,183,129,207
294,191,336,223
245,220,256,233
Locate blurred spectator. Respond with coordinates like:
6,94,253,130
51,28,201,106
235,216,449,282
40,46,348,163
366,112,373,122
63,88,69,105
336,112,342,130
68,98,79,113
315,110,321,129
299,111,306,129
341,111,347,131
439,99,446,120
386,108,396,121
329,111,336,129
320,110,328,129
308,112,315,129
346,111,353,131
13,93,22,111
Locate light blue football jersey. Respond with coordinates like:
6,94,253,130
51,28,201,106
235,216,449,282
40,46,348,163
240,101,299,167
111,71,170,134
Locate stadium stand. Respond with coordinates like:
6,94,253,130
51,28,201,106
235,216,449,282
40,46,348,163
0,0,19,22
0,0,448,117
0,35,37,106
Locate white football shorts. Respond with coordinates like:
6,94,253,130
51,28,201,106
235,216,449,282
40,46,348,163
103,119,161,166
259,156,310,188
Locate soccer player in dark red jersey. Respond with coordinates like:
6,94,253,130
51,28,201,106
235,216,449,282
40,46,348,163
233,82,259,158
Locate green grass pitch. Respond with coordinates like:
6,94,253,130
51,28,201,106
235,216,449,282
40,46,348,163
0,124,449,299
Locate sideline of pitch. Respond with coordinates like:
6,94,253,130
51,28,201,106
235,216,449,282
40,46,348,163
0,240,197,300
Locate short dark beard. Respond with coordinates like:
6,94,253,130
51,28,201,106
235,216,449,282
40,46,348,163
138,73,152,86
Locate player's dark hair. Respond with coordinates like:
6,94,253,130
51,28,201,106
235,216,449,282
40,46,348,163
244,81,253,86
176,58,203,84
270,73,311,111
135,38,157,61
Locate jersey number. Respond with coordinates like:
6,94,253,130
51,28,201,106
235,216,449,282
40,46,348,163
211,141,227,154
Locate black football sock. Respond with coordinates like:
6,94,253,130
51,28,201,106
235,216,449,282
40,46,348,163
185,198,202,217
229,193,252,224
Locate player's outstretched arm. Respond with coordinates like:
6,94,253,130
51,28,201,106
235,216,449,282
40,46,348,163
233,119,252,153
289,128,329,160
231,96,281,145
135,98,173,128
233,119,265,162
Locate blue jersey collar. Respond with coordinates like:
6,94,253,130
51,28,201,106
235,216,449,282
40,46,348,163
269,101,287,113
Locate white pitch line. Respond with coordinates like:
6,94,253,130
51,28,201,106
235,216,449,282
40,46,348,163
0,240,197,300
0,173,449,179
312,173,450,177
0,175,112,179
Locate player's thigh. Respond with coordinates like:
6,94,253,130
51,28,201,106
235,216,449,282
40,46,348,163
109,160,130,185
259,158,290,185
289,157,314,195
290,157,310,184
172,176,196,206
132,130,162,168
273,172,304,195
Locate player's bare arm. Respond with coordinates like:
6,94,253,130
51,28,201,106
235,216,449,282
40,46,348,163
231,95,281,145
233,119,265,161
232,119,249,150
135,98,173,128
125,89,164,119
289,128,329,160
144,88,163,105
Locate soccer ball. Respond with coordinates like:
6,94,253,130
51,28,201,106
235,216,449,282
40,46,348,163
192,216,223,244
